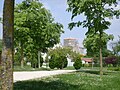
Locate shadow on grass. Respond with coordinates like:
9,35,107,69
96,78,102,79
14,80,81,90
77,69,109,75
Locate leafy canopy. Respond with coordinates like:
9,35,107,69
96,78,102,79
83,33,114,57
14,0,64,66
14,0,64,50
67,0,120,34
111,36,120,56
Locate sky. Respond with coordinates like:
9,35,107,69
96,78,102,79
0,0,120,48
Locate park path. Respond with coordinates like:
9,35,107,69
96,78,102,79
14,70,76,82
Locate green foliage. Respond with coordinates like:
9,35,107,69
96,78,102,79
14,0,64,67
67,0,120,32
107,67,120,71
0,17,1,21
73,53,82,70
14,51,21,66
83,33,114,57
49,55,56,69
57,55,68,69
67,0,120,75
0,39,2,52
67,0,120,51
117,56,120,66
111,36,120,56
48,47,68,69
48,47,84,69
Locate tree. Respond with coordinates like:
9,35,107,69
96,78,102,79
14,0,34,68
67,0,120,76
73,53,82,70
14,0,64,68
0,0,14,89
110,36,120,66
83,33,114,57
110,36,120,56
0,39,2,52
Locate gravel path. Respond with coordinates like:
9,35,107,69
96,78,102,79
14,70,76,82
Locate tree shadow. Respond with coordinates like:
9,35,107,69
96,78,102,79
14,80,82,90
77,69,109,75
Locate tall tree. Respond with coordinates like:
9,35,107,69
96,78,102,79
0,0,14,90
83,33,114,57
14,0,32,68
14,0,64,68
67,0,120,76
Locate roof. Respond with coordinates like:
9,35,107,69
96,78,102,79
81,58,93,62
64,38,77,40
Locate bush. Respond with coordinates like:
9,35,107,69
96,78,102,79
48,47,69,69
105,56,118,67
49,55,56,69
73,55,82,70
56,55,67,69
57,57,67,69
49,54,68,69
117,56,120,66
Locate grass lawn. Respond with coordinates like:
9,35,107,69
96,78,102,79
14,69,120,90
14,66,51,71
14,66,76,71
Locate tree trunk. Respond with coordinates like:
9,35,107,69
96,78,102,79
20,44,24,68
100,48,103,77
99,32,103,77
38,50,40,68
0,0,14,90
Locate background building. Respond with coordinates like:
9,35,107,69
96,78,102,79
64,38,84,54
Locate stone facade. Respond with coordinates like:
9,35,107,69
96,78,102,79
64,38,84,54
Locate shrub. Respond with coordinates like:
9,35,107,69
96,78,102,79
49,55,56,69
49,53,68,69
56,55,68,69
105,56,118,67
117,56,120,66
73,54,82,70
48,47,69,69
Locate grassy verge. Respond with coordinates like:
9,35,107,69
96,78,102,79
13,65,108,71
14,66,75,71
107,67,120,71
14,69,120,90
14,66,51,71
63,66,75,70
